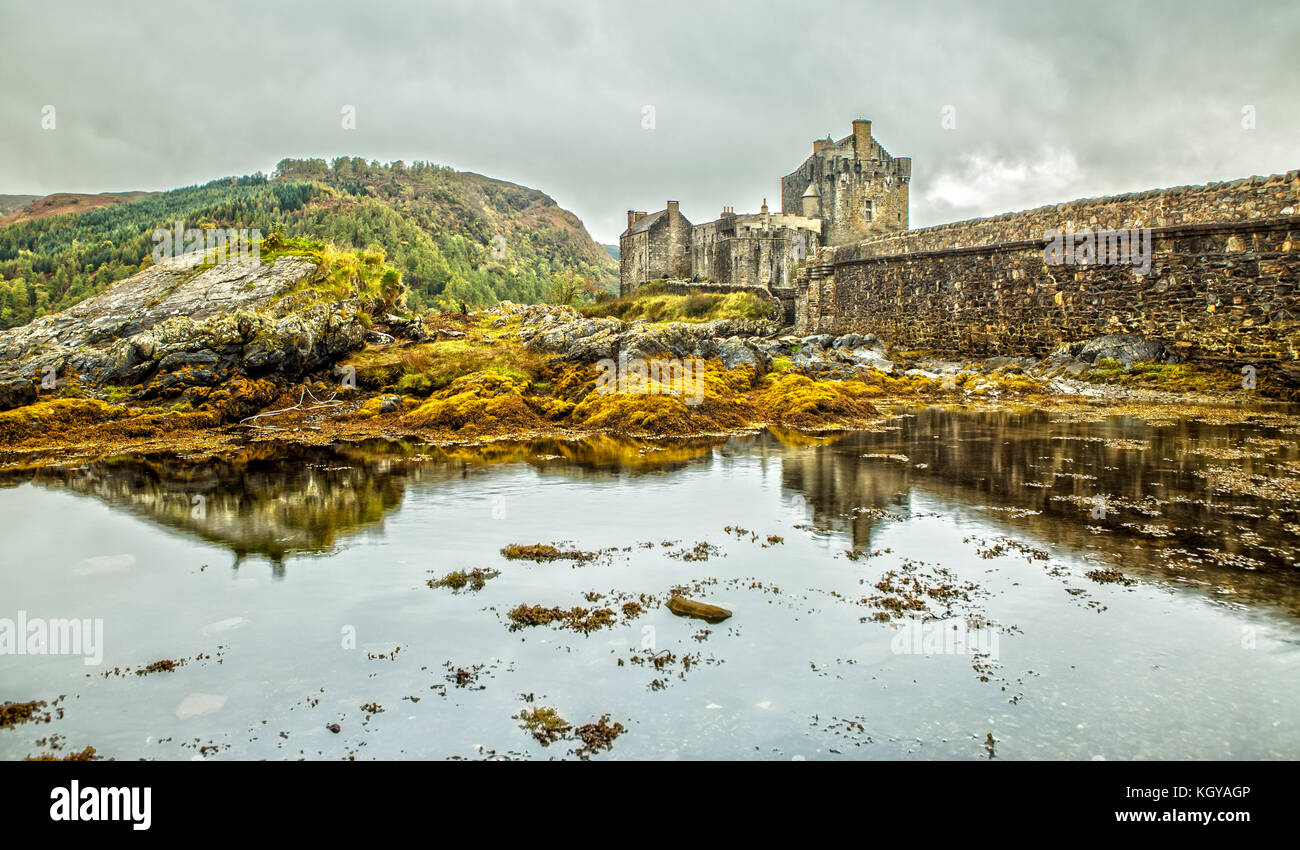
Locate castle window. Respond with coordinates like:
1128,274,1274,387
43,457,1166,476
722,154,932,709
864,200,873,222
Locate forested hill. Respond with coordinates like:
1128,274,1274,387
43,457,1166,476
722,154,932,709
0,158,616,329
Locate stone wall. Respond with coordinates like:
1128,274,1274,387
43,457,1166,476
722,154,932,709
689,219,811,289
796,172,1300,361
799,217,1300,360
840,172,1298,259
619,230,650,296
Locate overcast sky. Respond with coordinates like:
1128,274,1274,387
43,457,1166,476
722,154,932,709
1,0,1296,244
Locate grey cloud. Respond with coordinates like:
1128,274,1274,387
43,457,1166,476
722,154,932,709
1,0,1295,244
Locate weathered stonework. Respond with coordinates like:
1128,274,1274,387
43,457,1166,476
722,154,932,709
780,119,911,246
619,201,693,294
687,204,819,290
796,170,1300,361
619,120,905,295
621,118,1298,362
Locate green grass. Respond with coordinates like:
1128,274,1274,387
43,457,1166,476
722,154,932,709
580,291,776,323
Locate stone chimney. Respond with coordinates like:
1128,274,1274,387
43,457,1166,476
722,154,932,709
852,119,872,154
667,200,679,217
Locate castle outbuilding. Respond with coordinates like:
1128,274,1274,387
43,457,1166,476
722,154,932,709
619,120,910,295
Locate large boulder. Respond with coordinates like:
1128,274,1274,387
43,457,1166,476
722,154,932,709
0,252,376,409
0,377,36,410
1073,334,1176,367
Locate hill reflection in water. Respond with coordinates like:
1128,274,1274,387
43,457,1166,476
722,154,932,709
7,409,1299,613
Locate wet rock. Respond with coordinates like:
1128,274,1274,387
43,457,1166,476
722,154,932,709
0,376,36,411
846,346,894,374
379,395,402,414
156,350,220,372
524,316,624,361
514,304,777,369
700,336,763,370
326,723,341,734
1074,334,1176,366
833,332,880,350
666,596,732,623
981,356,1038,374
365,331,395,346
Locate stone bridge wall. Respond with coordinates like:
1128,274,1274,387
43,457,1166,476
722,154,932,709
795,171,1300,360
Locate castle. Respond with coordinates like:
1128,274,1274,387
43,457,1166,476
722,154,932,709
619,119,1298,366
619,119,911,295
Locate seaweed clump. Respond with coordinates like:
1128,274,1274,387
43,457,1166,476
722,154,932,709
516,706,571,746
500,543,596,563
25,746,104,762
571,715,626,759
428,567,501,592
757,374,879,429
0,700,50,729
401,371,544,434
507,604,618,634
134,659,181,676
1085,567,1137,586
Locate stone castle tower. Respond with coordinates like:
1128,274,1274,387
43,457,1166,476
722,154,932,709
620,119,909,294
780,119,911,246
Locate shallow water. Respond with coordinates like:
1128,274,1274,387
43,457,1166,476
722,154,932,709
2,407,1299,760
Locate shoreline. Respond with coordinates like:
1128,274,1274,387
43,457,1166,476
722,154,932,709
2,383,1294,472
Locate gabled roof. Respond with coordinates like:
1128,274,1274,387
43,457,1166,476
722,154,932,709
627,209,666,235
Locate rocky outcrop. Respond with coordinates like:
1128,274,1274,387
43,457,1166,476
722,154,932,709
0,253,375,409
494,304,1213,399
490,302,917,378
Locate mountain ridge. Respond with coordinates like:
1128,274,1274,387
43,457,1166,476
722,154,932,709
0,158,615,329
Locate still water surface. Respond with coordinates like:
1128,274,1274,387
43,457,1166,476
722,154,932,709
2,407,1298,759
